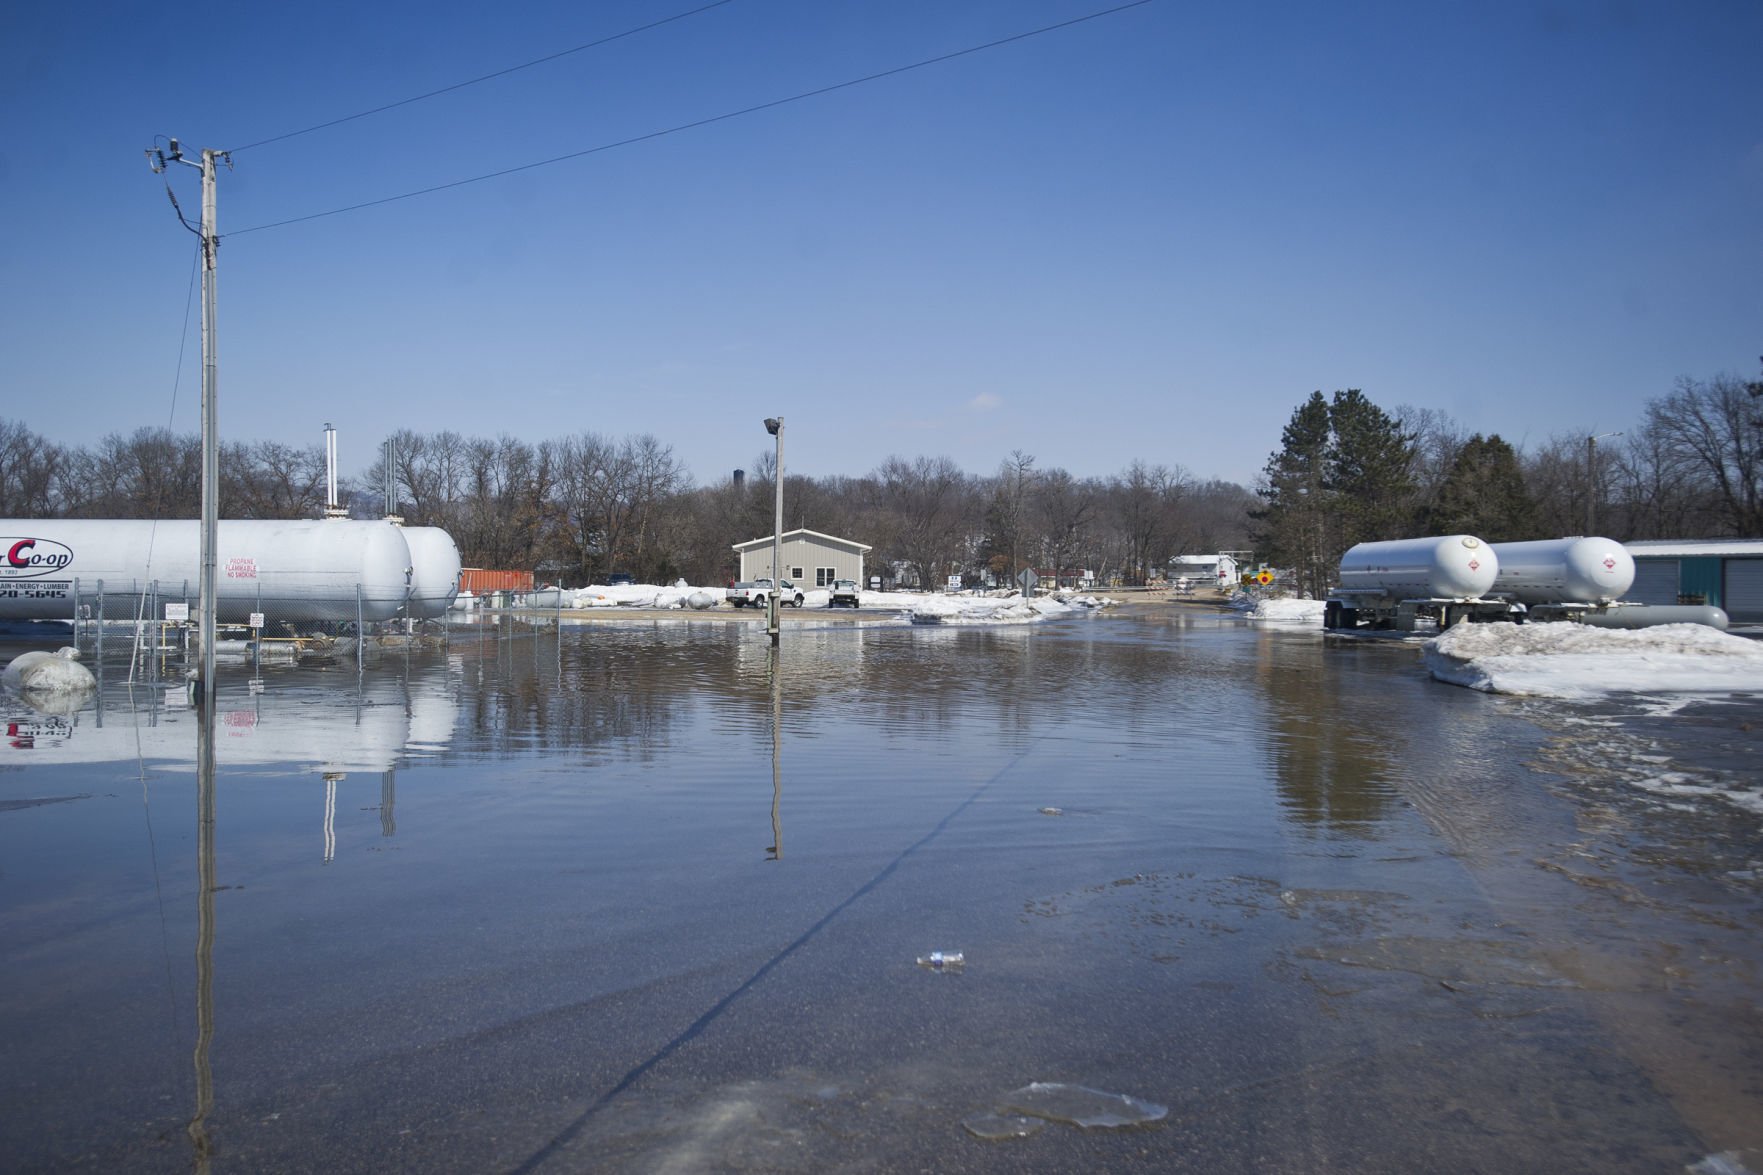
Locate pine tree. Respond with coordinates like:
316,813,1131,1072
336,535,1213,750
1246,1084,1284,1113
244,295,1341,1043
1326,389,1417,548
1254,392,1332,596
1426,434,1538,541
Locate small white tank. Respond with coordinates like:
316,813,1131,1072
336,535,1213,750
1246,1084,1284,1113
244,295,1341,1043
1337,535,1497,599
1490,537,1635,605
400,525,462,619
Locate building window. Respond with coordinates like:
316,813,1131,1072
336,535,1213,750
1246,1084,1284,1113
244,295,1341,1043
816,567,838,586
791,566,805,580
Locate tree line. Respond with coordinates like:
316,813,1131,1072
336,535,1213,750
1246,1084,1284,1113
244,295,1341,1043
1256,372,1762,597
2,367,1753,588
0,420,1254,587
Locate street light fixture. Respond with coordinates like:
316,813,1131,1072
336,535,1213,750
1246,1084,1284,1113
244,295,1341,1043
764,417,783,646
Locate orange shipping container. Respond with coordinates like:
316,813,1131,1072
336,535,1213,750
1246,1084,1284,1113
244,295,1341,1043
459,568,534,593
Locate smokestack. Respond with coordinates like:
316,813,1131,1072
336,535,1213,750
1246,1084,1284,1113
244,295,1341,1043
323,424,348,519
733,469,745,489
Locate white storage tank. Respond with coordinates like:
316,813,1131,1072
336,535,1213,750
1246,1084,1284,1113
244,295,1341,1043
0,518,417,622
1337,536,1498,600
1490,537,1635,605
400,526,462,619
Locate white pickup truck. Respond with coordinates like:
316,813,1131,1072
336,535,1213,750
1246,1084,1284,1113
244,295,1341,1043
727,578,804,608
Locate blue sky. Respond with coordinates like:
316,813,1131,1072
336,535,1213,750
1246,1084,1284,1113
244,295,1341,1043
3,0,1759,489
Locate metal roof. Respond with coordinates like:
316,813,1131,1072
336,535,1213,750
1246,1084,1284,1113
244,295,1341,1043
1624,539,1763,558
730,528,873,553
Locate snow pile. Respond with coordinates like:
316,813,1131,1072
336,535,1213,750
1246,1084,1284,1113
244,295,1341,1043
1425,621,1763,699
1244,597,1326,623
906,592,1093,625
567,583,706,609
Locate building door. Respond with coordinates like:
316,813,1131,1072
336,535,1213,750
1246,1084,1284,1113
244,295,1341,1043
1626,559,1678,605
1723,558,1763,623
1678,557,1723,607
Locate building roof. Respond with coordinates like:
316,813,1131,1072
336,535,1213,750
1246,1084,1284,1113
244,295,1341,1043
1625,539,1763,559
731,528,873,554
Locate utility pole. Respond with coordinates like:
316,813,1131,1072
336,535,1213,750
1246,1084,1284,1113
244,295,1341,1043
147,138,230,703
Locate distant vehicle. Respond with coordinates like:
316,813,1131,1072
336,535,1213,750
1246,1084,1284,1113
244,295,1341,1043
607,572,634,586
727,578,804,607
828,579,860,608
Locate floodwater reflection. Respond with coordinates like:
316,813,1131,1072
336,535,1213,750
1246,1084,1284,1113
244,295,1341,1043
0,609,1758,1172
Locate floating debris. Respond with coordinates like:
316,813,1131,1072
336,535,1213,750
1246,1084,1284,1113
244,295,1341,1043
916,951,964,971
962,1113,1045,1140
1038,807,1064,816
1000,1082,1168,1129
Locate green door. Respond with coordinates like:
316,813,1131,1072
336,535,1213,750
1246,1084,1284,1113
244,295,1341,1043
1678,557,1722,607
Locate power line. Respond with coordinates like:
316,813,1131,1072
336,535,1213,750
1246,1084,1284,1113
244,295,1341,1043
228,0,740,154
229,0,1156,237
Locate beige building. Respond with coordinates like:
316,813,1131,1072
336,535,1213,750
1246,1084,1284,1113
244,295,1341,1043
733,529,873,587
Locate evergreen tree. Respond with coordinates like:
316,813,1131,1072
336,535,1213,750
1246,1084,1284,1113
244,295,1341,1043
1427,434,1538,540
1254,392,1332,596
1326,389,1417,547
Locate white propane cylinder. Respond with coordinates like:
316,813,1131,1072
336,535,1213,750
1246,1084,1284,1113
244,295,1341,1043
400,526,462,619
0,518,417,622
1337,535,1498,600
1489,538,1635,605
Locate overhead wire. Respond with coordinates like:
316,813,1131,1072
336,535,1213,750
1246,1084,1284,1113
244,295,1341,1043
228,0,1156,238
226,0,741,154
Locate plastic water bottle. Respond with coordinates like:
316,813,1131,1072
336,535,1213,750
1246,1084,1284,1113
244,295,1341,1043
917,951,964,971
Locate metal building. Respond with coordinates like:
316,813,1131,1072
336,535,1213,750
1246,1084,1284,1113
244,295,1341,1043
1623,539,1763,623
733,529,872,588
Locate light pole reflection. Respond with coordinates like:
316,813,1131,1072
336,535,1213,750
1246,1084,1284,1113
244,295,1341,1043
767,645,783,861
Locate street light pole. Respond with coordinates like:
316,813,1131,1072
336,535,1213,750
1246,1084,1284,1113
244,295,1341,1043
764,417,783,646
1586,432,1621,536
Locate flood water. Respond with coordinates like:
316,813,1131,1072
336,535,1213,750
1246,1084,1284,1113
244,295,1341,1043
3,605,1760,1172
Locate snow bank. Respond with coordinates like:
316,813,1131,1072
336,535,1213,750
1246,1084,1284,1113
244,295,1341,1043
905,592,1109,625
1243,597,1326,623
1425,621,1763,699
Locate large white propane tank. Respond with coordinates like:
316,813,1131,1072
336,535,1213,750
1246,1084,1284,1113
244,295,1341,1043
0,518,417,622
1336,535,1498,600
1489,537,1635,605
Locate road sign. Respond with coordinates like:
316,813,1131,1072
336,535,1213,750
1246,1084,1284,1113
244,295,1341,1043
1255,570,1274,586
1017,568,1040,594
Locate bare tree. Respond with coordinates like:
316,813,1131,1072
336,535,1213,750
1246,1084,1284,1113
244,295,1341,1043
65,428,202,518
1033,467,1096,586
1642,374,1762,536
0,419,66,516
222,439,328,519
872,455,974,589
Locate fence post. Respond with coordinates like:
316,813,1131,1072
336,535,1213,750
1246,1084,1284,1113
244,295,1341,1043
96,580,104,663
356,583,365,669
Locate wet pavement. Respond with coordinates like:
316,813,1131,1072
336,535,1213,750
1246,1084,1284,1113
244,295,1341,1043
1,605,1759,1172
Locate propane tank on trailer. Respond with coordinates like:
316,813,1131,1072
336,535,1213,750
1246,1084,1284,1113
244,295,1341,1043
1336,535,1498,600
1489,538,1635,605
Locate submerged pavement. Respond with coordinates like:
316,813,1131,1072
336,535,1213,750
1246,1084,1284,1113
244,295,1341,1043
1,605,1758,1171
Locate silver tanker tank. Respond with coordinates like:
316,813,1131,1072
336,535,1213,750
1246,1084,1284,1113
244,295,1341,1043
1490,537,1634,604
399,525,462,619
1336,535,1498,600
0,518,419,622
